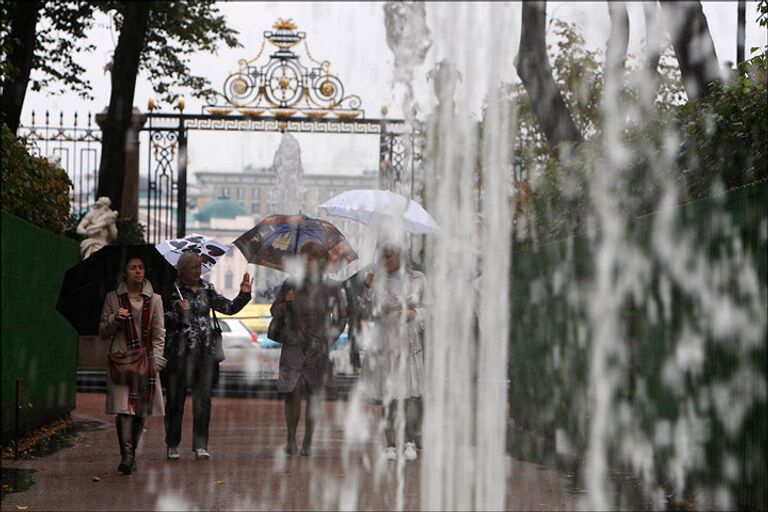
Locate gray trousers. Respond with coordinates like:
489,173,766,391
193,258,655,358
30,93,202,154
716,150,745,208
162,351,218,450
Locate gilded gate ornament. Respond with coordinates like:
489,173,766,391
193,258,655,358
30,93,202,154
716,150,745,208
204,19,363,119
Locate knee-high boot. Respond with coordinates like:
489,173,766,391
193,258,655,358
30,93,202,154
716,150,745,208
131,416,146,472
115,416,125,459
117,414,135,474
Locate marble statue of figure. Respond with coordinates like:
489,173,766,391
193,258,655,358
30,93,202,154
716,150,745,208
77,196,118,259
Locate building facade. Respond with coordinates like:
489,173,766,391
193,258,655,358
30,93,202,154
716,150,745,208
188,165,378,300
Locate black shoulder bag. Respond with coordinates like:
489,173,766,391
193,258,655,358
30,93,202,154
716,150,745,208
207,290,226,362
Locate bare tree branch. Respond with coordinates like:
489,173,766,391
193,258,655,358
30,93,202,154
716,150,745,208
515,1,582,159
659,1,721,99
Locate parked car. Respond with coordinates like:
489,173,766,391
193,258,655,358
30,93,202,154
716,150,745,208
217,318,265,372
257,333,282,349
218,318,259,349
257,330,351,350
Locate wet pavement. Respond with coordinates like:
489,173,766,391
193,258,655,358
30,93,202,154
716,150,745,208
1,393,592,511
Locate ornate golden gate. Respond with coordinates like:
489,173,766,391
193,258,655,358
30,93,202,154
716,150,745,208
142,18,421,243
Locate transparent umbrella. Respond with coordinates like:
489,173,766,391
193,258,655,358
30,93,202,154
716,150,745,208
318,189,440,235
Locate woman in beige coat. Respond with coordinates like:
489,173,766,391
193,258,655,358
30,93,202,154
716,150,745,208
360,242,430,461
99,255,166,474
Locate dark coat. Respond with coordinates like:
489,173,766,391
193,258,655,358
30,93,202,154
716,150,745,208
271,278,347,393
164,279,250,362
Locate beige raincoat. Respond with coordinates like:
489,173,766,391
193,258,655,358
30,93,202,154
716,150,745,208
360,268,430,402
99,280,166,416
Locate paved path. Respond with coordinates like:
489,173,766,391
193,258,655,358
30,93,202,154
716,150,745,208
2,393,588,511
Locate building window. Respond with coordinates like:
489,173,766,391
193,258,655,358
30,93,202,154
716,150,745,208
237,187,245,200
251,202,259,214
252,188,260,199
221,187,230,198
226,247,234,259
225,270,234,289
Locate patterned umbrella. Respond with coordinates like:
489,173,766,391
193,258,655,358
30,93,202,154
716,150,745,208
233,214,358,271
155,234,229,274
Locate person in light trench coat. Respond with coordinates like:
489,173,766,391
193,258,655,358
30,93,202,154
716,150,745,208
99,256,166,475
360,241,431,461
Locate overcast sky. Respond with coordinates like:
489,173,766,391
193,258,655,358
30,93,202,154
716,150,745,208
20,2,767,181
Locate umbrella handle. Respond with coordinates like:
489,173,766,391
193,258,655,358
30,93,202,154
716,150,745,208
295,220,301,255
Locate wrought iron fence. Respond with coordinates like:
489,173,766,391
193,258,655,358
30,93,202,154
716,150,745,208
16,111,102,218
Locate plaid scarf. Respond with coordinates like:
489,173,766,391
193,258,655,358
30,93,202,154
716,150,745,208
119,294,155,415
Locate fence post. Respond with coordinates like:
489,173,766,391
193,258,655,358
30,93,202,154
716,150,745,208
95,107,147,220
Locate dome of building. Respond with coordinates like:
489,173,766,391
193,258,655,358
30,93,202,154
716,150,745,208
195,196,247,222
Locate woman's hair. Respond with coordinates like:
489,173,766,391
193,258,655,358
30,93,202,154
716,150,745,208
120,254,146,282
380,241,404,257
300,241,328,269
176,251,202,274
380,240,407,264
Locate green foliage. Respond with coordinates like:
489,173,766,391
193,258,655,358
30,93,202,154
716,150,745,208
489,20,685,177
0,1,239,104
0,123,72,234
114,216,146,245
496,21,766,247
104,1,241,104
0,2,97,99
673,53,768,202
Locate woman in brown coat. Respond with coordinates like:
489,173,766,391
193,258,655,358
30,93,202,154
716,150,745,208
99,255,166,474
270,241,347,456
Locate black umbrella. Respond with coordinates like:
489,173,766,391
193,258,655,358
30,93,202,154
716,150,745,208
56,244,177,336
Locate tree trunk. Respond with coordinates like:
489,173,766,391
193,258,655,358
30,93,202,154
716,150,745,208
96,1,150,214
737,1,746,64
606,2,629,73
515,1,582,159
659,1,721,99
643,2,662,75
0,0,42,133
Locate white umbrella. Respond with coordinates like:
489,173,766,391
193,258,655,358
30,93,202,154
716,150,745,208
156,233,229,274
318,189,439,235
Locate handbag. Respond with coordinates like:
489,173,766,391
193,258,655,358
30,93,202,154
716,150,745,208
210,307,226,363
267,315,285,344
108,345,150,385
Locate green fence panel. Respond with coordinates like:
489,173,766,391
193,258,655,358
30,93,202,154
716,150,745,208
509,180,767,509
1,212,80,444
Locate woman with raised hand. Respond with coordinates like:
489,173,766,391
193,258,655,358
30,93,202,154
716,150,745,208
162,252,252,461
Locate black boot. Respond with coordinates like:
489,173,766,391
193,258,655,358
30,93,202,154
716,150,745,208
115,416,125,459
131,416,146,472
117,415,134,474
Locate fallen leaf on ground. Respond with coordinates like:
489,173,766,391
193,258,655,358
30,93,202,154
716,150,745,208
215,480,225,485
335,472,345,477
16,506,29,510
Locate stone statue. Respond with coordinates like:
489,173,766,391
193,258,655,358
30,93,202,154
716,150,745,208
77,196,118,259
